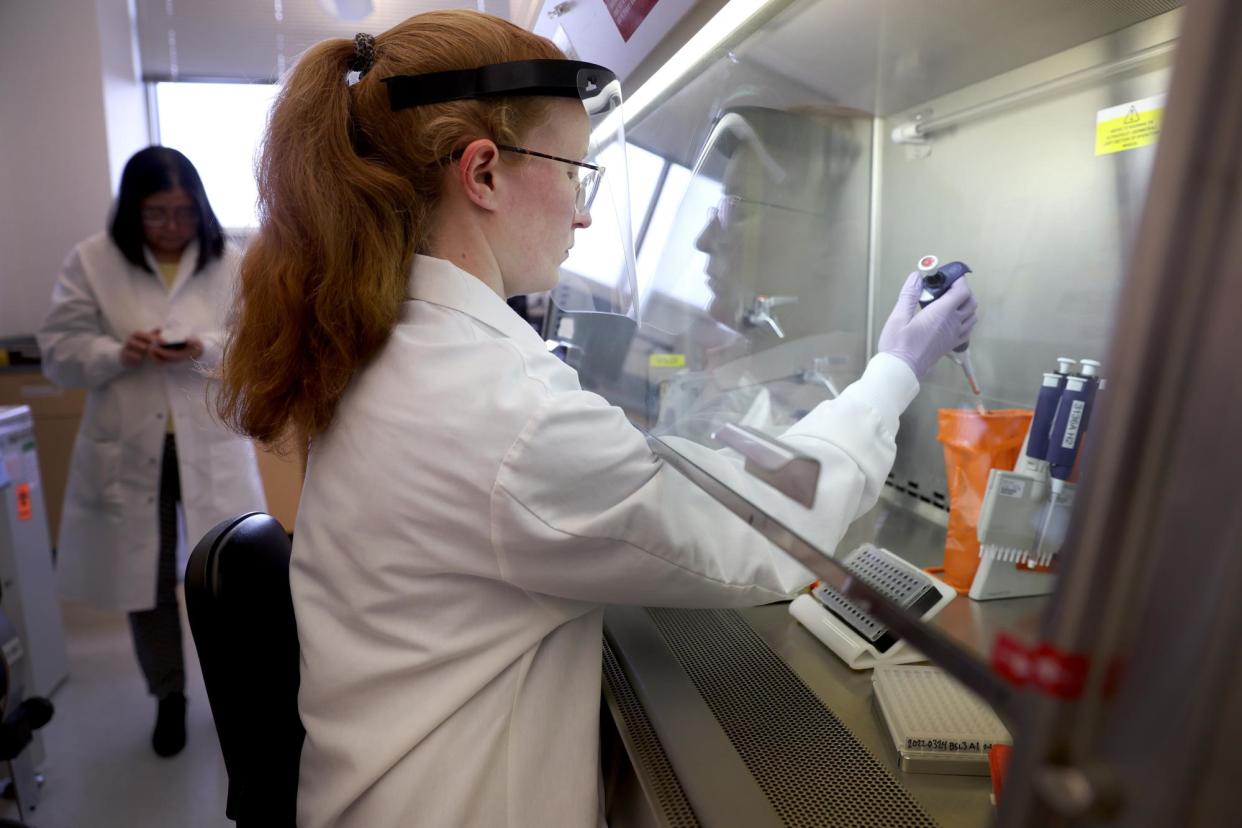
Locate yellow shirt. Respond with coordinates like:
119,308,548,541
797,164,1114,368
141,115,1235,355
157,261,179,291
158,261,178,433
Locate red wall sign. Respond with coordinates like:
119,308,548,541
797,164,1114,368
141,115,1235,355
604,0,660,42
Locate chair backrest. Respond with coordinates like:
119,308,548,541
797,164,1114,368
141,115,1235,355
186,512,304,827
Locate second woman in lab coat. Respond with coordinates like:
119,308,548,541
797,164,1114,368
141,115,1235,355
39,146,267,757
216,11,976,826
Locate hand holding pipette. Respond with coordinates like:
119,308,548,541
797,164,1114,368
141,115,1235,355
877,265,978,383
912,256,984,408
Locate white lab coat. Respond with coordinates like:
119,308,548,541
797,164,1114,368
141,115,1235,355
292,254,919,827
38,232,267,612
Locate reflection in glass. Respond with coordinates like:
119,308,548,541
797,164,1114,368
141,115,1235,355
636,163,717,309
645,105,873,445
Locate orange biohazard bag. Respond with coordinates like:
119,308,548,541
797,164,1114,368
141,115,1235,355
931,408,1033,593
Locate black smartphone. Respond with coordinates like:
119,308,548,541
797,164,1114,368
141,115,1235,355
159,341,188,351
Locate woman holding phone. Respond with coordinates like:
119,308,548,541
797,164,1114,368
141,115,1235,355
38,146,267,757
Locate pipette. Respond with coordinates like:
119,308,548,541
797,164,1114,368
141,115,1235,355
1034,358,1103,565
1014,357,1076,482
915,255,984,411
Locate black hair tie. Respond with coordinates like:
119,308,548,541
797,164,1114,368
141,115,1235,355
351,33,376,77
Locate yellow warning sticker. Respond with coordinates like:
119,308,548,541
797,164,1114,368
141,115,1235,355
649,354,686,368
1095,95,1165,156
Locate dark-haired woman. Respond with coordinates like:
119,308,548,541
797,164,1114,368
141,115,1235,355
38,146,267,757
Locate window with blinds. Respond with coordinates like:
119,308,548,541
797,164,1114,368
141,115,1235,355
135,0,516,82
139,1,553,228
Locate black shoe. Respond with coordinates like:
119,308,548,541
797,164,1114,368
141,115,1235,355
152,692,187,757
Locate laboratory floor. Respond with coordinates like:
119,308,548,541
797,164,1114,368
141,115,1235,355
0,596,231,828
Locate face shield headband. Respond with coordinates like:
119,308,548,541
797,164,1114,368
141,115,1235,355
382,59,621,116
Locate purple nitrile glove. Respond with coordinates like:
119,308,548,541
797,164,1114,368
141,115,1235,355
877,271,978,380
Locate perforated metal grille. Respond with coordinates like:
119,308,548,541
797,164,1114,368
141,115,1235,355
602,639,701,827
1095,0,1181,17
647,608,938,828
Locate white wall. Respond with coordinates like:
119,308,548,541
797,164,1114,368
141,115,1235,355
0,0,146,338
97,0,150,194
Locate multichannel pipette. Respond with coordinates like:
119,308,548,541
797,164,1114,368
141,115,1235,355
1033,358,1103,565
915,255,983,410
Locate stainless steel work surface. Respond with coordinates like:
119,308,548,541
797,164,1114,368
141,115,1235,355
737,603,998,826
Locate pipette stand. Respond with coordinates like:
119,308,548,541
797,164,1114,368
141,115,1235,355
970,469,1075,601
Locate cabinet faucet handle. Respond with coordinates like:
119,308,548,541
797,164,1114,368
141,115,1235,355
744,295,797,339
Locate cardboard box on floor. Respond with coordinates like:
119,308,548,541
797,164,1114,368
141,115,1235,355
0,369,303,545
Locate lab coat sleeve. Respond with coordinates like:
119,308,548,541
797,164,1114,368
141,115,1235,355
775,352,919,537
37,247,127,390
489,353,918,608
195,326,226,368
656,354,919,564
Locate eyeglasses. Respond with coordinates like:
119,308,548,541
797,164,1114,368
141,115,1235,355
141,206,200,228
706,194,815,228
495,144,605,213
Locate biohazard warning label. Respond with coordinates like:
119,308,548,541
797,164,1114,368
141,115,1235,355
1095,95,1164,156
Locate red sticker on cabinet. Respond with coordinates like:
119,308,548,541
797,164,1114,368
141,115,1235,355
16,483,32,521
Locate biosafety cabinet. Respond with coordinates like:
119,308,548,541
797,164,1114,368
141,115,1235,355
536,0,1241,826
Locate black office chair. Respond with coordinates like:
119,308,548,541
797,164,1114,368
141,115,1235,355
186,512,304,828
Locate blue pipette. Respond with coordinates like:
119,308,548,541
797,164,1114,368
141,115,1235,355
1035,358,1103,564
1016,357,1076,480
1046,361,1101,485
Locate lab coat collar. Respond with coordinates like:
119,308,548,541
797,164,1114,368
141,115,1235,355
407,255,544,347
142,241,200,296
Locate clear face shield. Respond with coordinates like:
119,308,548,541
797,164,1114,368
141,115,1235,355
543,68,640,386
384,60,636,384
678,106,863,340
